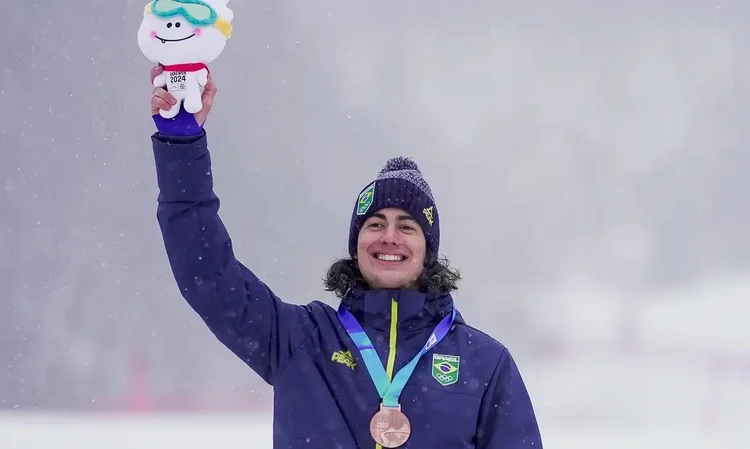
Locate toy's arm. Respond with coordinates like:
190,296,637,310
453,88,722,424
153,72,167,88
196,68,208,87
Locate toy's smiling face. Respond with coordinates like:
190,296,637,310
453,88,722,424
152,19,196,44
137,0,232,66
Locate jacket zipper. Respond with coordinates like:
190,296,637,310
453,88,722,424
375,298,399,449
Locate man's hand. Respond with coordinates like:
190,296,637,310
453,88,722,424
149,64,217,126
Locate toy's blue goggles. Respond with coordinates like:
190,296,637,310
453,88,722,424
150,0,218,26
144,0,232,38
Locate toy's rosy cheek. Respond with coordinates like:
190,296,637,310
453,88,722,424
150,30,157,38
193,27,201,37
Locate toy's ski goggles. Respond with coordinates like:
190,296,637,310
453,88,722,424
144,0,232,38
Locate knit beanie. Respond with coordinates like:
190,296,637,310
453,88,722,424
348,157,440,258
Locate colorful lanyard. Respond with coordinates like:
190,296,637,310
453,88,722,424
337,304,456,407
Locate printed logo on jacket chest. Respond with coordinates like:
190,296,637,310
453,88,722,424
432,354,460,386
332,349,357,371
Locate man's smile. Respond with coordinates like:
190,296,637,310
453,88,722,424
155,34,195,43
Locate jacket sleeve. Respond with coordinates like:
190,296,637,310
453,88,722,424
151,130,311,386
476,347,543,449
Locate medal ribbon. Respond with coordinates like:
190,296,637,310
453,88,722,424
337,304,456,408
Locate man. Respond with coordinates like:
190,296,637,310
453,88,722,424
149,65,543,448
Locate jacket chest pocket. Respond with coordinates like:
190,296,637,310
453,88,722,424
397,382,482,448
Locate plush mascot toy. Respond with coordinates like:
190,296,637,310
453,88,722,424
137,0,233,118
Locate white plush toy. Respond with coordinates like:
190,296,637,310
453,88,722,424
137,0,233,118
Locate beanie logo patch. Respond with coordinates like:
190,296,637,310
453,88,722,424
357,182,375,215
423,206,434,225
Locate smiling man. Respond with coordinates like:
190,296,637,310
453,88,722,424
350,167,432,290
323,158,449,298
354,207,427,291
149,72,543,447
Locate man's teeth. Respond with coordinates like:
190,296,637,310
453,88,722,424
376,254,404,262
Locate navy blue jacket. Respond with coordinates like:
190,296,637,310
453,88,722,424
151,130,543,448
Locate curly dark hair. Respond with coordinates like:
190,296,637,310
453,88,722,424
322,251,462,298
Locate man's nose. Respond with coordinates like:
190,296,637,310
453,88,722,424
380,225,400,244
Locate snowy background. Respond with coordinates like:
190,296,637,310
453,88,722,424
2,0,749,447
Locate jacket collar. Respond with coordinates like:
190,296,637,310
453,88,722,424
339,283,462,333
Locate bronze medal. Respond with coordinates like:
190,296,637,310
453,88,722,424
369,404,411,448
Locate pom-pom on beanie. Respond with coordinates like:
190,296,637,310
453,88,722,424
348,157,440,258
